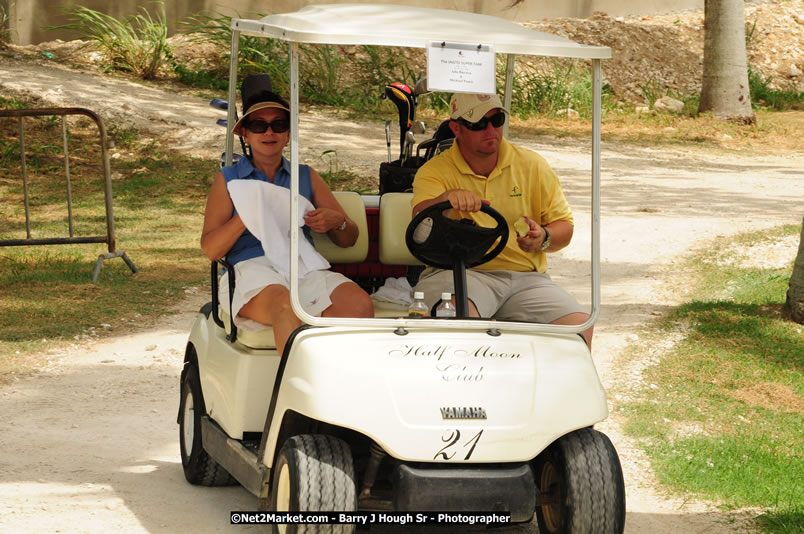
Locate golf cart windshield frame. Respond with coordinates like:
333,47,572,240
224,4,610,335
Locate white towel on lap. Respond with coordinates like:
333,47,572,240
227,180,330,279
371,276,413,306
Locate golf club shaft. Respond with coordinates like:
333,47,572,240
385,120,392,162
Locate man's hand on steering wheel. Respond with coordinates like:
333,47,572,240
405,200,509,270
443,189,488,213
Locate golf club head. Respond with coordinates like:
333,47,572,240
383,83,414,125
384,82,415,157
412,120,426,135
405,130,416,162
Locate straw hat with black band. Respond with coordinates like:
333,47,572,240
231,74,290,136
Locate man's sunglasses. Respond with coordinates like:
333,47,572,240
457,111,506,131
245,119,290,134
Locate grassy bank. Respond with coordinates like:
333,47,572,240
617,225,803,533
0,96,215,381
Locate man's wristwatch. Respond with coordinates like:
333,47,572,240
539,227,551,251
336,218,348,231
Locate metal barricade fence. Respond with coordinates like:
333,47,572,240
0,107,137,281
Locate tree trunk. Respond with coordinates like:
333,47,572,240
784,217,804,324
698,0,755,123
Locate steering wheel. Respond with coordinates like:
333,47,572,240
405,201,509,270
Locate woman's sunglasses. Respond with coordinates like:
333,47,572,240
457,111,506,131
245,119,290,134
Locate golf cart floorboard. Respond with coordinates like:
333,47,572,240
201,416,270,498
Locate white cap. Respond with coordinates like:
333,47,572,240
449,93,509,122
414,291,424,299
441,292,452,300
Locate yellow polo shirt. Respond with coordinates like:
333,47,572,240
411,137,573,273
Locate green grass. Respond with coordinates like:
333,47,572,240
0,109,215,373
749,65,804,112
0,96,32,110
619,224,803,531
504,58,615,119
758,506,804,534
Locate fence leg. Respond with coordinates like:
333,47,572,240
92,251,139,282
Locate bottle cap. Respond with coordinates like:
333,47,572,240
441,292,451,300
413,291,424,299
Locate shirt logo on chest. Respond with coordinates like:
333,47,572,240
510,185,522,198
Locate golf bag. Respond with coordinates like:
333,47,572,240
379,157,423,194
378,119,455,195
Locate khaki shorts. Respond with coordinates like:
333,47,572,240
414,268,586,323
219,255,350,331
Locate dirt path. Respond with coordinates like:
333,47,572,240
1,60,803,533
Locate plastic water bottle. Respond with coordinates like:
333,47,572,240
408,291,429,318
435,292,456,318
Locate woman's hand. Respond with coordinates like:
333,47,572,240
308,168,357,247
304,207,346,233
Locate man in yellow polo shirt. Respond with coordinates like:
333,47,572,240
411,92,592,347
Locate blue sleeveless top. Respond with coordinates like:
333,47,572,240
223,156,314,266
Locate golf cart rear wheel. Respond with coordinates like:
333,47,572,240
271,434,357,534
534,427,625,534
179,364,236,486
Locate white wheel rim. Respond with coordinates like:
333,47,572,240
276,463,291,534
182,389,194,455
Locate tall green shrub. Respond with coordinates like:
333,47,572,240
179,11,290,93
50,2,170,80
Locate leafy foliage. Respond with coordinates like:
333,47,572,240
748,65,804,111
50,2,170,80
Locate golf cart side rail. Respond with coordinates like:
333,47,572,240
224,4,607,336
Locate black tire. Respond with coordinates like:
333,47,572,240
534,427,626,534
271,434,357,534
179,364,237,486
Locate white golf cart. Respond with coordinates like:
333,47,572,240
179,4,623,533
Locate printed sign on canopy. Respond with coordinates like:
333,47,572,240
426,41,496,94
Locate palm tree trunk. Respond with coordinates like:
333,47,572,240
784,217,804,324
698,0,755,123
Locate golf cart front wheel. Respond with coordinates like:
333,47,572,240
179,364,236,486
534,427,625,534
271,434,357,534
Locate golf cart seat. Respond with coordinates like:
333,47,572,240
217,191,369,349
371,192,423,317
378,192,420,266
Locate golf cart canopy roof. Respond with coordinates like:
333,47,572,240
233,3,611,59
